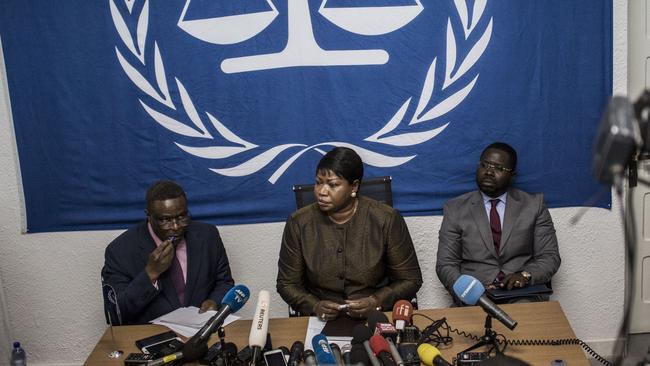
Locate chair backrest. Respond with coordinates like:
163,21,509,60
292,176,393,209
102,280,122,325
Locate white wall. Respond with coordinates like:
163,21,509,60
0,1,628,364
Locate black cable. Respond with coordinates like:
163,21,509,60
411,314,454,347
500,337,611,366
413,313,475,346
415,312,611,366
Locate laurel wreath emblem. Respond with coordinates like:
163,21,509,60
109,0,492,183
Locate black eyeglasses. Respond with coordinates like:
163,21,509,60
479,160,513,173
153,212,191,228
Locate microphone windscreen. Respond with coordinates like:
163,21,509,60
223,342,238,356
417,343,442,366
351,324,373,344
249,290,270,347
452,275,485,305
182,341,208,362
392,300,413,323
222,284,250,312
288,341,304,366
368,335,391,355
237,345,252,363
350,343,370,365
367,310,389,331
312,333,337,365
303,349,316,366
398,343,420,365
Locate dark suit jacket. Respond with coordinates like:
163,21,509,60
436,188,561,297
102,221,234,324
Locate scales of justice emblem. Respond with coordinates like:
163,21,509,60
177,0,423,73
110,0,493,183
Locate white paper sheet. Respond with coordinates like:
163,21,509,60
150,306,240,338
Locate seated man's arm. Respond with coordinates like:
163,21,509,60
522,195,561,285
436,202,463,294
204,228,235,311
371,211,423,310
276,217,321,315
102,241,162,324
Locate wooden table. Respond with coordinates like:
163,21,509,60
85,301,589,366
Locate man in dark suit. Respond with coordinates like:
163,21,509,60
102,181,234,324
436,142,560,302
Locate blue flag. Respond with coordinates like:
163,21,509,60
0,1,612,232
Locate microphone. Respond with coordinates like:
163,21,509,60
392,300,413,332
330,343,344,365
237,346,252,365
221,342,238,366
303,349,317,366
351,324,380,366
194,285,251,344
341,344,352,365
391,301,413,363
398,343,420,365
452,275,518,330
202,342,238,366
367,310,398,342
386,338,405,366
367,310,389,331
369,335,398,366
164,285,249,364
287,341,304,366
147,351,184,366
312,333,338,365
249,290,270,366
417,344,453,366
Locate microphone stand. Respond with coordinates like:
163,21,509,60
459,315,504,357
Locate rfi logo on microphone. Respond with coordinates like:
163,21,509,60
397,303,411,316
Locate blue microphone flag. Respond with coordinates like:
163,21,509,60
452,275,484,306
222,285,250,312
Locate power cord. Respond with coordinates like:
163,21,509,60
413,313,465,347
501,337,611,366
413,313,611,365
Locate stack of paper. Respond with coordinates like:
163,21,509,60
151,306,240,338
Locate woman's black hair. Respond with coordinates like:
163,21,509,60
316,147,364,185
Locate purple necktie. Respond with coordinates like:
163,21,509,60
169,253,185,305
490,199,506,283
489,199,502,254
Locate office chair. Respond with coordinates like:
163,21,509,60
292,176,393,209
102,279,122,326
